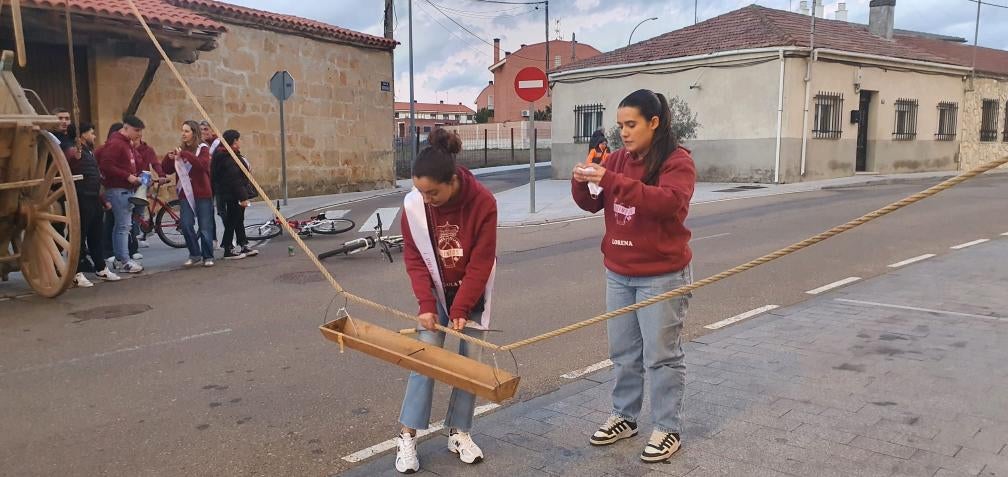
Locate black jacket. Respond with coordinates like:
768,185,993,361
210,148,256,202
66,141,102,198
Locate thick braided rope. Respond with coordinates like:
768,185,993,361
500,155,1008,351
124,0,501,352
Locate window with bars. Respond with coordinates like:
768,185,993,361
574,104,604,143
935,102,958,141
892,98,918,140
813,92,843,139
980,99,999,142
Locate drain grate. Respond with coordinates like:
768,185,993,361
70,304,153,322
274,271,326,285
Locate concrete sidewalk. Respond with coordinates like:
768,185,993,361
340,237,1008,476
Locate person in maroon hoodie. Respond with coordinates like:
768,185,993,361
132,130,166,249
572,89,696,463
98,115,145,274
393,128,498,474
163,120,215,267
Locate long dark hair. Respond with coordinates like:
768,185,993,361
182,120,201,151
618,89,678,186
413,128,462,184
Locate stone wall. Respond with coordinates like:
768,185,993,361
90,23,395,198
960,78,1008,172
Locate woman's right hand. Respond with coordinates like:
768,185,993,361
417,312,437,331
572,164,589,183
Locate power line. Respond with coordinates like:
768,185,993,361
415,1,493,59
466,0,546,4
424,0,543,61
965,0,1008,8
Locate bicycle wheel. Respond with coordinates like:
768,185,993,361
308,218,355,235
245,222,283,241
154,199,187,248
318,238,371,260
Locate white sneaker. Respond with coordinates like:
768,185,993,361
395,432,420,474
95,269,121,281
73,272,94,288
641,430,681,463
203,259,215,267
448,431,483,464
131,253,144,260
122,260,143,273
183,258,198,267
137,239,150,249
590,415,638,446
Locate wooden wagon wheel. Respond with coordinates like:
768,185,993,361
17,132,80,297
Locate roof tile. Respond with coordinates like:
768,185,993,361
25,0,226,32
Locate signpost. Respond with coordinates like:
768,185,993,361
514,67,548,214
269,70,295,205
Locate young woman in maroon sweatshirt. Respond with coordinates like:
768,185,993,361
572,89,696,463
394,128,498,474
163,120,215,267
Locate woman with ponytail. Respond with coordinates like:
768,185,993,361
572,89,696,463
394,128,498,473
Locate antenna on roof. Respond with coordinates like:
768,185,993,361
554,19,562,40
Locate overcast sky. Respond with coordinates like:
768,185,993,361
231,1,1008,107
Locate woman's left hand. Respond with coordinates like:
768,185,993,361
451,317,467,331
573,164,606,185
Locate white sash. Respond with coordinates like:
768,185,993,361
176,144,205,214
404,188,496,329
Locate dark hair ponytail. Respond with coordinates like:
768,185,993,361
618,89,678,185
412,128,462,184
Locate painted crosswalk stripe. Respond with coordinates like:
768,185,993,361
341,403,500,463
1002,232,1008,237
561,359,613,379
705,305,779,330
836,299,1005,321
359,207,400,233
950,239,989,250
805,277,861,295
888,254,936,268
320,209,350,219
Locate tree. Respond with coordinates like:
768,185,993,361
605,95,700,150
475,107,494,124
534,105,552,121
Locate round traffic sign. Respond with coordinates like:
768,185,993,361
514,67,548,103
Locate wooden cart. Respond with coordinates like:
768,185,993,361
0,50,80,297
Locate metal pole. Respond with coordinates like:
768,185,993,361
529,103,535,214
279,96,288,205
971,0,981,89
484,129,488,166
695,0,698,24
408,0,417,165
510,127,514,163
544,0,550,98
628,17,657,46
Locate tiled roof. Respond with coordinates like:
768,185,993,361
168,0,398,50
395,102,475,114
555,5,956,74
898,35,1008,77
25,0,225,32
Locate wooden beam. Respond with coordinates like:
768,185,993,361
125,57,161,117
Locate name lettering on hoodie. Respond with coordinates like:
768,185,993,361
611,239,635,247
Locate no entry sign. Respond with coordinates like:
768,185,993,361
514,67,548,103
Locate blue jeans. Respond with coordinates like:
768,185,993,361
179,198,215,260
399,304,486,433
104,188,132,263
606,266,691,434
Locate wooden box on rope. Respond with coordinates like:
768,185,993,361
320,315,520,403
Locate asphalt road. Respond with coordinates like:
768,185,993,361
1,174,1005,476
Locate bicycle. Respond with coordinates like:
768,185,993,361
319,213,404,263
128,180,186,248
243,202,356,241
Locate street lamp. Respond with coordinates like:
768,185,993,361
628,17,658,46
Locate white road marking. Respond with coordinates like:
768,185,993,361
805,277,861,295
561,359,613,379
950,239,989,250
1002,232,1008,236
692,232,731,242
835,299,1005,321
704,305,780,330
887,254,936,268
342,403,500,463
321,209,350,219
359,207,400,233
0,328,233,377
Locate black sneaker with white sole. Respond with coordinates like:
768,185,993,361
640,430,681,462
590,415,638,446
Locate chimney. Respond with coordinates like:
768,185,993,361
505,51,511,57
571,32,577,61
814,0,824,18
835,2,848,21
489,80,494,85
520,44,527,49
869,0,895,40
798,0,809,15
439,100,444,104
493,38,500,63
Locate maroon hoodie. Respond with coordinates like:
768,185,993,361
163,146,213,199
402,166,497,322
572,146,696,277
97,132,137,190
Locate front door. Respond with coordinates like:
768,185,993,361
855,91,872,172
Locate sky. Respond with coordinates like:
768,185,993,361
230,0,1008,108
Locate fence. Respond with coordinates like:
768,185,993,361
394,123,551,179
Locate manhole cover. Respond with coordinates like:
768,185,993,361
275,271,325,285
70,304,153,322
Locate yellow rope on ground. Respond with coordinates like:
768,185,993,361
123,0,502,352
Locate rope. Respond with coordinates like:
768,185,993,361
64,2,81,137
123,0,501,352
499,154,1008,351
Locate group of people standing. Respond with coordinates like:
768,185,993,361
392,88,696,473
55,110,259,288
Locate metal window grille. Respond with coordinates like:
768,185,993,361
574,104,604,143
980,99,999,142
812,92,843,139
892,98,918,140
935,102,958,141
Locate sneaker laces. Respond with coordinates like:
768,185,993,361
397,433,417,460
647,430,676,449
602,415,624,431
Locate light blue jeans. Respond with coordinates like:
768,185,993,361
179,198,215,260
606,266,691,434
104,188,132,263
399,303,486,433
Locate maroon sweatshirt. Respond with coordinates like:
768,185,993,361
135,142,165,176
402,166,498,322
572,146,696,277
97,132,137,190
163,146,213,199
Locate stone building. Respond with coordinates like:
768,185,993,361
10,0,397,197
550,3,1008,183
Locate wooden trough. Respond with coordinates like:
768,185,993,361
320,317,520,403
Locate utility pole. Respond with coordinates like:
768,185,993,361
970,0,981,90
544,0,550,100
408,0,417,165
695,0,698,24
